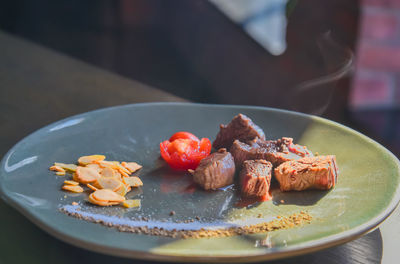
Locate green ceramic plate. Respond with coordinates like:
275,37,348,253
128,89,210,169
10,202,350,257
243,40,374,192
1,102,399,262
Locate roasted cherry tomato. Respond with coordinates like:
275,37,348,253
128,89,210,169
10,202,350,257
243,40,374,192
160,132,211,170
169,131,199,142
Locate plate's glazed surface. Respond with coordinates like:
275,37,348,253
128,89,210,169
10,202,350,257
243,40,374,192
0,102,399,262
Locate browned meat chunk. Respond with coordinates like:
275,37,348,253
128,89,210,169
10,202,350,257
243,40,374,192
192,148,235,190
230,137,313,167
240,160,272,197
213,114,265,150
274,155,338,191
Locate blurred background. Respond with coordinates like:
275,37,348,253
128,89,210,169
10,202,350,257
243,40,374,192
1,0,399,157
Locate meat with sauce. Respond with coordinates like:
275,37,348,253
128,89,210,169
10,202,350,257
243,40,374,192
192,148,235,190
212,114,265,150
240,159,272,197
274,155,338,191
230,137,313,167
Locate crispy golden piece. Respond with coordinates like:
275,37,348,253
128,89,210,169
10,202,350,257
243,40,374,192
64,180,79,186
75,166,101,184
122,199,141,208
86,183,98,191
56,171,66,176
49,165,65,173
121,162,142,173
54,163,78,172
62,185,84,193
124,176,143,187
78,155,106,166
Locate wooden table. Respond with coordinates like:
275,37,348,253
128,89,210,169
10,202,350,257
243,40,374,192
0,31,398,264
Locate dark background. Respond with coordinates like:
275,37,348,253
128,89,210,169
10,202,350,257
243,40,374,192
0,0,399,157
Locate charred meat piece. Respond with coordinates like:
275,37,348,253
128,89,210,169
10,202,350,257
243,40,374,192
240,160,272,197
230,137,313,167
274,155,338,191
192,148,235,190
213,114,265,150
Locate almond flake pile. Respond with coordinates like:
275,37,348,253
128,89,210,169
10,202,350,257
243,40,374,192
50,155,143,207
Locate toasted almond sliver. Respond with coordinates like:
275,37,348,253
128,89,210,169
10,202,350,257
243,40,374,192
121,162,142,174
92,189,125,202
86,183,98,191
75,166,101,184
97,177,122,191
50,165,65,173
118,169,130,178
122,199,141,208
56,171,66,176
62,185,84,193
100,167,116,178
78,155,106,166
124,176,143,187
64,180,79,186
54,163,78,172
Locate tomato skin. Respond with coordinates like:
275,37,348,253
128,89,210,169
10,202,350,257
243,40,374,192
169,131,199,142
160,134,211,170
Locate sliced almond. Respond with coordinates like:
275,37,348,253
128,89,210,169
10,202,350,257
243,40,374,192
49,165,65,173
64,180,79,186
56,171,66,176
62,185,84,193
78,155,106,166
54,163,78,172
122,199,141,208
92,189,125,203
121,162,142,173
75,166,101,184
124,176,143,187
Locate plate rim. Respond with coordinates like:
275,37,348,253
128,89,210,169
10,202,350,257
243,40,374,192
1,102,400,262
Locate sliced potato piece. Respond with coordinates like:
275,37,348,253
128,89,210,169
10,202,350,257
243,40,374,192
75,166,101,184
122,199,141,208
64,180,79,186
54,163,78,172
124,176,143,187
78,155,106,166
62,185,84,193
92,189,125,203
121,162,142,173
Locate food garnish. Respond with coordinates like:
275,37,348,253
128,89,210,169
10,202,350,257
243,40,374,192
50,155,143,207
160,131,211,170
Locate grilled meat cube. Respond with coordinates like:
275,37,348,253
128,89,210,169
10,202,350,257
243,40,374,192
240,160,272,197
192,148,235,190
230,137,313,167
274,155,338,191
213,114,265,150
